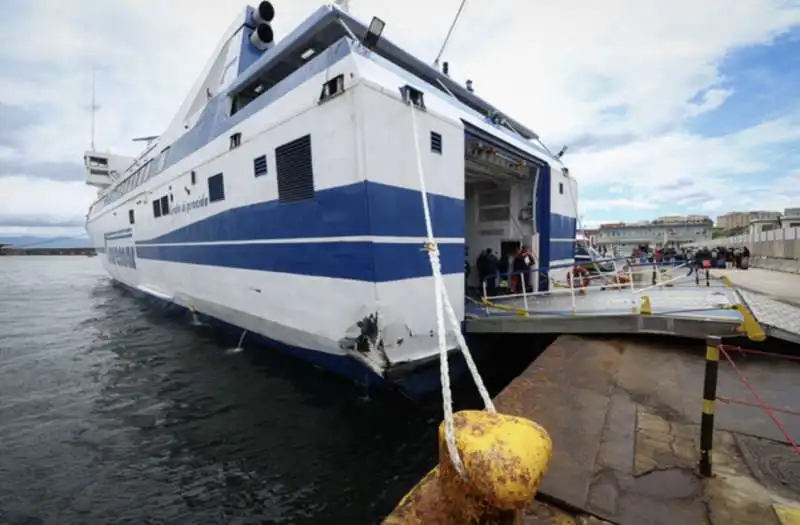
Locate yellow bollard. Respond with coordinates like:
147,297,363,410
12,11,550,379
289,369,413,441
383,410,553,524
639,295,652,316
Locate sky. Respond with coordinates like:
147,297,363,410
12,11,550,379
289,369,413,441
0,0,798,239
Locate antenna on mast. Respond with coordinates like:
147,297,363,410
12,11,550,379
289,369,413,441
89,70,99,151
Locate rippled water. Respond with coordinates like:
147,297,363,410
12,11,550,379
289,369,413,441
0,256,446,524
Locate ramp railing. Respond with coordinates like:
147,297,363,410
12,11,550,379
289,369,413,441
477,259,706,315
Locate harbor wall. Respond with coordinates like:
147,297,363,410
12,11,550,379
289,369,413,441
0,247,96,256
706,226,800,274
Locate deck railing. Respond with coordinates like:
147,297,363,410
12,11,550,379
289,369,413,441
477,258,694,314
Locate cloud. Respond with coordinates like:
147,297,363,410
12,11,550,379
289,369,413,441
0,0,798,236
568,115,800,216
0,176,97,229
580,198,658,212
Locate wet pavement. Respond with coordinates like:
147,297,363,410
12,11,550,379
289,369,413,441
494,334,800,525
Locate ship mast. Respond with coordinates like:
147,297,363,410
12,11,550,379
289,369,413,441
90,70,98,151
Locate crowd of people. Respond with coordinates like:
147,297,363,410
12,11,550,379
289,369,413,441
629,244,751,270
466,245,538,297
463,241,753,300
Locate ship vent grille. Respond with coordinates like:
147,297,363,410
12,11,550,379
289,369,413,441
430,132,442,154
253,155,267,177
276,134,315,203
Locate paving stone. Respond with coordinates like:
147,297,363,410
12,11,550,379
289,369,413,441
596,393,636,474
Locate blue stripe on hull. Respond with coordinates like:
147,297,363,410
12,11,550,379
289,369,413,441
550,242,575,262
94,181,466,281
138,181,464,244
135,241,464,282
550,213,577,240
109,279,463,401
549,212,577,261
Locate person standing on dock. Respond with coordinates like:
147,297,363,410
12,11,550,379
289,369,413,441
476,248,499,297
511,245,535,293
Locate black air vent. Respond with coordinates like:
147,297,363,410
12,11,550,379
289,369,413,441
253,155,267,177
276,135,315,203
430,132,442,154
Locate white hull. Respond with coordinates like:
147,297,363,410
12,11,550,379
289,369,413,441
85,3,578,397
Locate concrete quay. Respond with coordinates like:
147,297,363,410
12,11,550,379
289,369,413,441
384,267,800,524
495,335,800,525
712,267,800,306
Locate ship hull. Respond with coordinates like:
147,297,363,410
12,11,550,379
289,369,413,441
84,6,578,403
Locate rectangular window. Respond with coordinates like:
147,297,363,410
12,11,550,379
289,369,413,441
276,135,315,203
253,155,268,177
559,182,564,194
208,173,225,202
159,195,169,216
430,131,442,154
128,209,135,224
229,132,242,150
190,170,196,185
153,199,161,218
143,160,154,181
157,147,171,172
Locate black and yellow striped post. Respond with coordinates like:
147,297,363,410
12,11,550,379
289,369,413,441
705,268,710,287
699,336,721,477
651,265,657,286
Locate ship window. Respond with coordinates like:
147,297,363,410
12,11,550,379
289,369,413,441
128,209,135,225
400,85,426,109
190,171,196,185
208,173,225,202
430,132,442,154
143,160,154,182
88,156,108,168
319,74,344,103
276,134,315,203
559,182,564,194
153,199,161,218
253,155,268,177
229,132,242,150
159,195,169,215
157,147,171,172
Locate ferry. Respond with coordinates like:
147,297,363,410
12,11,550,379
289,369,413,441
83,1,578,399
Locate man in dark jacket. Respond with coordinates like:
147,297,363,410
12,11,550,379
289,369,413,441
512,245,535,293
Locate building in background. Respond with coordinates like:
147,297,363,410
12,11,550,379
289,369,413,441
580,228,599,245
596,215,713,254
716,210,781,230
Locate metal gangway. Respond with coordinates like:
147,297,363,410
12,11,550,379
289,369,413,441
466,257,766,341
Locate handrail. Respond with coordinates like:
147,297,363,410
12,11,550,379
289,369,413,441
479,258,687,283
475,259,718,308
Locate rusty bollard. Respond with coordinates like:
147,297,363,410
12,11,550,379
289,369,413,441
383,410,553,524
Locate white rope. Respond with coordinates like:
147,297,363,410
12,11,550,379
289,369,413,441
408,104,495,479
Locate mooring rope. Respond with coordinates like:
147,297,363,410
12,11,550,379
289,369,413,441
408,103,495,479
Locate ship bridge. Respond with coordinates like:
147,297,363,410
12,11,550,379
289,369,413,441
83,151,135,189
